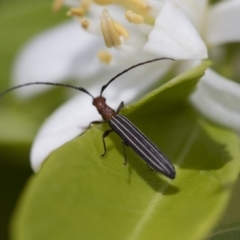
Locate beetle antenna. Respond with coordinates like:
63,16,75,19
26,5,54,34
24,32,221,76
0,82,94,99
100,57,175,96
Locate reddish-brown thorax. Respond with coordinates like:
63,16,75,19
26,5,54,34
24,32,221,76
92,96,116,121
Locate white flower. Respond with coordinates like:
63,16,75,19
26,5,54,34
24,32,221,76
190,0,240,130
12,0,240,171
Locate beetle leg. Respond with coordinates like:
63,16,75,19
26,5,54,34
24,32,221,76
101,129,113,157
122,141,129,166
83,120,105,130
146,164,155,171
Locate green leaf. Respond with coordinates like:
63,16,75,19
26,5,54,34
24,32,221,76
11,61,240,240
207,178,240,240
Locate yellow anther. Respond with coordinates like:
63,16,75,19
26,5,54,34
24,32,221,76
114,21,129,38
129,0,148,9
53,0,64,12
100,8,121,48
93,0,115,5
97,50,112,64
125,10,144,24
81,0,91,10
67,8,85,17
81,19,90,29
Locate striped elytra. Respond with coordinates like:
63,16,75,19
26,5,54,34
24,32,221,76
109,115,175,179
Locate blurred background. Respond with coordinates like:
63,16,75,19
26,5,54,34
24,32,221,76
1,1,240,239
0,1,69,239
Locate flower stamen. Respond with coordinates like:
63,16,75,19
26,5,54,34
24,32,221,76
97,50,112,64
67,8,85,17
93,0,115,5
81,0,91,10
53,0,64,12
129,0,148,9
67,0,91,17
114,21,129,38
81,19,90,29
100,8,121,48
119,0,153,24
125,10,144,24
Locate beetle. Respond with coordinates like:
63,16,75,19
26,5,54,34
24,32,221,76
0,57,175,179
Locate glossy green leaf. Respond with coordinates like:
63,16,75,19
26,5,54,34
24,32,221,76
11,61,240,240
208,178,240,240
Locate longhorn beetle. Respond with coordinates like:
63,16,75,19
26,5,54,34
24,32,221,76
0,58,176,179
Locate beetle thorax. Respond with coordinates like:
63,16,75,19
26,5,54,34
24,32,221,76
92,96,116,121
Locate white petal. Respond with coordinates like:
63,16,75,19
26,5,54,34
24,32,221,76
171,0,208,31
144,1,208,60
191,69,240,131
147,0,208,30
30,89,100,172
12,21,103,96
206,0,240,46
31,56,173,171
146,0,164,17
